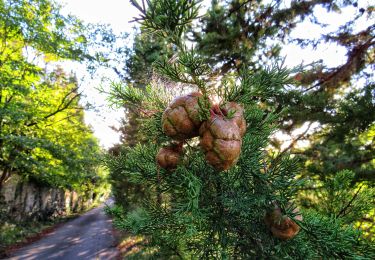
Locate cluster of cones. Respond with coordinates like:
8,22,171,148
156,92,246,171
155,92,302,240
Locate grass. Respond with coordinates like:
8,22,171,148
113,231,161,259
0,221,44,249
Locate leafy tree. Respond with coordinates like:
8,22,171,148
105,0,375,258
0,0,109,190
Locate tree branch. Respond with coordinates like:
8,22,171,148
276,122,313,160
226,0,253,19
26,88,81,127
44,114,77,127
302,36,375,93
337,185,363,218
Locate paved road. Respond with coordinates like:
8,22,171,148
6,201,119,260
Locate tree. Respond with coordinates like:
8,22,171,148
110,31,173,146
0,0,109,191
186,0,375,233
106,30,174,209
191,0,375,182
108,0,375,231
105,1,375,258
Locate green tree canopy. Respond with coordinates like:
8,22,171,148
191,0,375,182
0,0,113,190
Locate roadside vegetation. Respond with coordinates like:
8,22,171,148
0,0,115,253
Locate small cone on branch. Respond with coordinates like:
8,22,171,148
199,105,242,171
162,92,207,140
265,204,302,240
156,143,183,170
221,102,247,137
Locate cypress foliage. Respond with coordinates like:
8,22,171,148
191,0,375,183
105,1,375,258
108,32,173,209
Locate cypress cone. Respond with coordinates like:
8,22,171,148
265,205,302,240
156,143,183,170
162,92,205,140
221,102,246,137
199,105,242,171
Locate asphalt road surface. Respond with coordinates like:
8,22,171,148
6,201,119,260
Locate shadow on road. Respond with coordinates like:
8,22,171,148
5,200,119,260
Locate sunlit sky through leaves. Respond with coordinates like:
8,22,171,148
58,0,371,149
59,0,139,149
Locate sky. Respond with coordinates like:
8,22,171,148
57,0,371,149
60,0,137,33
58,0,212,148
59,0,139,148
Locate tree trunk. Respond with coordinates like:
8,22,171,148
0,168,10,191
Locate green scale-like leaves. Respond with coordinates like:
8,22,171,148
105,0,375,258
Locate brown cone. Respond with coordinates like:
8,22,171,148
162,92,206,140
221,102,246,137
156,144,182,170
199,106,242,171
265,205,302,240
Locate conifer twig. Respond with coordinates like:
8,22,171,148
337,185,363,218
275,122,312,160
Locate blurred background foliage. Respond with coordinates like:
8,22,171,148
0,0,117,191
